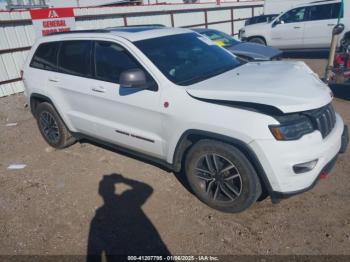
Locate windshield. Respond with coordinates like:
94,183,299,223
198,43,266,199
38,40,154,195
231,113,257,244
134,33,241,86
200,30,239,47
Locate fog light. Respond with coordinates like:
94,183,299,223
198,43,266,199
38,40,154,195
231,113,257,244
293,159,318,174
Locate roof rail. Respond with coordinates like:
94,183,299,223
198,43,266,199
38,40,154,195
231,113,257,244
105,24,166,30
113,24,166,28
47,29,110,36
308,0,339,4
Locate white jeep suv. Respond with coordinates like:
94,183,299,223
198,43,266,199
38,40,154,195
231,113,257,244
240,0,350,50
23,26,348,213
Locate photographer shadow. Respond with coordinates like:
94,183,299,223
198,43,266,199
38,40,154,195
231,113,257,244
87,174,170,262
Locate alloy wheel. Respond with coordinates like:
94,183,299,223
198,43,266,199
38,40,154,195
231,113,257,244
194,153,242,202
39,111,60,144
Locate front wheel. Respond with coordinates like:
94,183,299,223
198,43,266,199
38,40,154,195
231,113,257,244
248,37,266,45
185,140,262,213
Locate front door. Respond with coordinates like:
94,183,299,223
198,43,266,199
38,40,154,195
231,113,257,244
87,40,164,158
270,7,307,49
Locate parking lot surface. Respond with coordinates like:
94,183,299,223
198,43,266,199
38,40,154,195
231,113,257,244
1,59,350,255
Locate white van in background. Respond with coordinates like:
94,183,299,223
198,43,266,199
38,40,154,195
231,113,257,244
264,0,320,15
240,0,349,51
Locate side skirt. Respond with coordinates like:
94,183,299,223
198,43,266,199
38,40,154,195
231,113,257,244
72,132,175,172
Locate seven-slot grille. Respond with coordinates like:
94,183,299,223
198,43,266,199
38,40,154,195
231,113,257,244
307,104,336,139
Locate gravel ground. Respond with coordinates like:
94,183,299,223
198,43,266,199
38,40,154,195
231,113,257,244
0,58,349,256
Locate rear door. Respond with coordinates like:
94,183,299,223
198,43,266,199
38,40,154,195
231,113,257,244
27,41,60,101
303,3,342,48
270,7,307,49
51,40,100,136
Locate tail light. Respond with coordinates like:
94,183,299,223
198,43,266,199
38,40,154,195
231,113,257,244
20,70,24,79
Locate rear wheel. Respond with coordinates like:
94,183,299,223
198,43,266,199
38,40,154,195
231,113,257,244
185,140,262,213
35,102,76,149
248,37,266,45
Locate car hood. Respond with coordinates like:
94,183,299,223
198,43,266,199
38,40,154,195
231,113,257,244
226,42,282,60
243,22,270,31
185,61,332,114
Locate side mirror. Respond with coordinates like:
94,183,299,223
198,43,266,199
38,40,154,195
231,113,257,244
272,19,282,27
333,23,345,36
119,68,147,89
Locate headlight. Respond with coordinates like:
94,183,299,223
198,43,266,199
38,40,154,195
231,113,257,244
269,117,314,141
239,29,245,38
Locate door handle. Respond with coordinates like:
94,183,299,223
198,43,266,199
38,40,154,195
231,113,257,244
91,86,106,93
294,26,301,29
48,78,59,83
328,24,335,26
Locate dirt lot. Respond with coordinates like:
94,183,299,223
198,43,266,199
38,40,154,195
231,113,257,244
1,58,350,257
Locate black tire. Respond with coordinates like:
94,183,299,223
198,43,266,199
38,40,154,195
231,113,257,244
248,37,266,45
341,36,350,51
185,140,262,213
35,102,76,149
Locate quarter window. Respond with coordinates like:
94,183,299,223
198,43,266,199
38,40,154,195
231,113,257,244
94,41,140,84
58,40,92,77
280,7,306,24
331,3,343,19
30,42,59,71
307,3,341,21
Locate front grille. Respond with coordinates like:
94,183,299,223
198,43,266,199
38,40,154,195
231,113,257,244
307,104,336,139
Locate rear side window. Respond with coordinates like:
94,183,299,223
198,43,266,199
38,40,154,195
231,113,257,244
94,41,140,83
58,40,92,77
307,3,340,21
30,42,59,71
331,3,343,19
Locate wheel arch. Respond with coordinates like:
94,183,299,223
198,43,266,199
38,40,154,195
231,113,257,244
342,31,350,44
172,129,274,196
30,93,54,116
247,35,267,45
30,93,74,132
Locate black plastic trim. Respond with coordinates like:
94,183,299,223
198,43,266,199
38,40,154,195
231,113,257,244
48,29,110,36
72,132,173,171
188,95,285,116
30,93,55,115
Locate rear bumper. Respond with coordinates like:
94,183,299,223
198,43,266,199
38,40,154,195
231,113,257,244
271,124,348,200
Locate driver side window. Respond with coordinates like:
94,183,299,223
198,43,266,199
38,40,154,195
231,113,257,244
94,41,140,84
94,41,158,91
280,7,306,24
